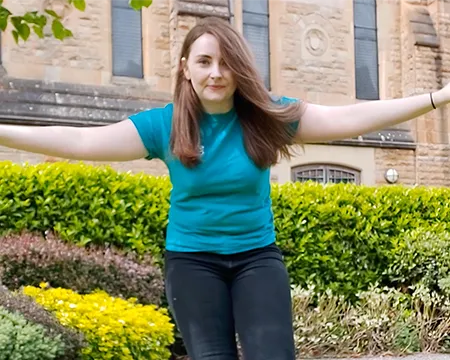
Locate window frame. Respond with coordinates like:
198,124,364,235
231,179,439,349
242,0,271,89
291,164,361,185
111,0,144,79
353,0,380,100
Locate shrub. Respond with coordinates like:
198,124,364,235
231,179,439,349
291,284,450,357
0,305,66,359
4,161,450,297
272,181,450,297
385,227,450,296
0,161,170,258
23,285,175,360
0,231,164,305
0,286,85,359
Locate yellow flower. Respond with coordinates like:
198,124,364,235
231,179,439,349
23,286,175,359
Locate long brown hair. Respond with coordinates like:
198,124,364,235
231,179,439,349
171,16,304,169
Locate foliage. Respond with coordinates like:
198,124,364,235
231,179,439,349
0,0,152,43
5,162,450,299
0,286,85,359
385,227,450,297
0,161,170,259
271,181,450,298
0,305,66,360
0,231,164,305
23,284,175,360
292,284,450,357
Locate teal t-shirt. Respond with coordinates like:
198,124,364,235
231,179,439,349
129,96,300,254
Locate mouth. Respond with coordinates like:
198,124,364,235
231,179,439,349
208,85,226,90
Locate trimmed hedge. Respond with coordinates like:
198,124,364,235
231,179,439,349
271,183,450,297
0,161,170,258
3,161,450,298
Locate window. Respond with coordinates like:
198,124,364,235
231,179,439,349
291,164,361,185
111,0,143,78
242,0,270,88
353,0,379,100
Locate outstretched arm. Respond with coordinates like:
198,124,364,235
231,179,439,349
295,86,450,143
0,119,148,162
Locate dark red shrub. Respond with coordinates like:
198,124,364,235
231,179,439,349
0,231,164,305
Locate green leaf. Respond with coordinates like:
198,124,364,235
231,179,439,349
52,19,72,40
141,0,153,7
44,9,60,19
72,0,86,11
10,15,22,29
63,28,73,38
33,25,44,39
52,19,64,40
129,0,153,10
12,29,19,44
18,23,30,41
0,6,11,31
22,11,38,24
10,16,31,42
22,11,47,27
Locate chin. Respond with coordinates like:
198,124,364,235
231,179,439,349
203,96,228,103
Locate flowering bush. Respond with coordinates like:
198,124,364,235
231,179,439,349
23,284,175,360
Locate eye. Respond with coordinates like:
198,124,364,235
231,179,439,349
198,58,210,65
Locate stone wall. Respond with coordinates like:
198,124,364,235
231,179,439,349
0,145,169,175
1,0,450,186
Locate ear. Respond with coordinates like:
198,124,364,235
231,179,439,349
181,57,191,80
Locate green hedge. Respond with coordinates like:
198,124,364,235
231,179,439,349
3,161,450,298
0,161,170,259
271,183,450,296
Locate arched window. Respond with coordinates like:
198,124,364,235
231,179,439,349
291,164,361,185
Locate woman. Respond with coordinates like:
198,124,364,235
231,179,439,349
1,16,449,360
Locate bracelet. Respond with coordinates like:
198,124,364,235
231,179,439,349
430,92,436,109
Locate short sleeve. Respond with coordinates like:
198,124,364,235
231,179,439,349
128,103,173,161
271,95,302,133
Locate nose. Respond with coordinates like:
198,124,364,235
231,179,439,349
210,63,223,79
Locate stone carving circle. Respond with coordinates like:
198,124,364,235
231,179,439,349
304,27,328,56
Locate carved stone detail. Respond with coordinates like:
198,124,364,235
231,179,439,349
304,27,328,56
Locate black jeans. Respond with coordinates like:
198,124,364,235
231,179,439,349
164,243,295,360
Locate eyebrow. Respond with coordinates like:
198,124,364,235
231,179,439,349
195,54,213,59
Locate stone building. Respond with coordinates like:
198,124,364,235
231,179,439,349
0,0,449,186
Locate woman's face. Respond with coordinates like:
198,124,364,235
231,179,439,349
182,33,237,114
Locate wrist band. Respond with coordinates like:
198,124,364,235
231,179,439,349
430,92,436,109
